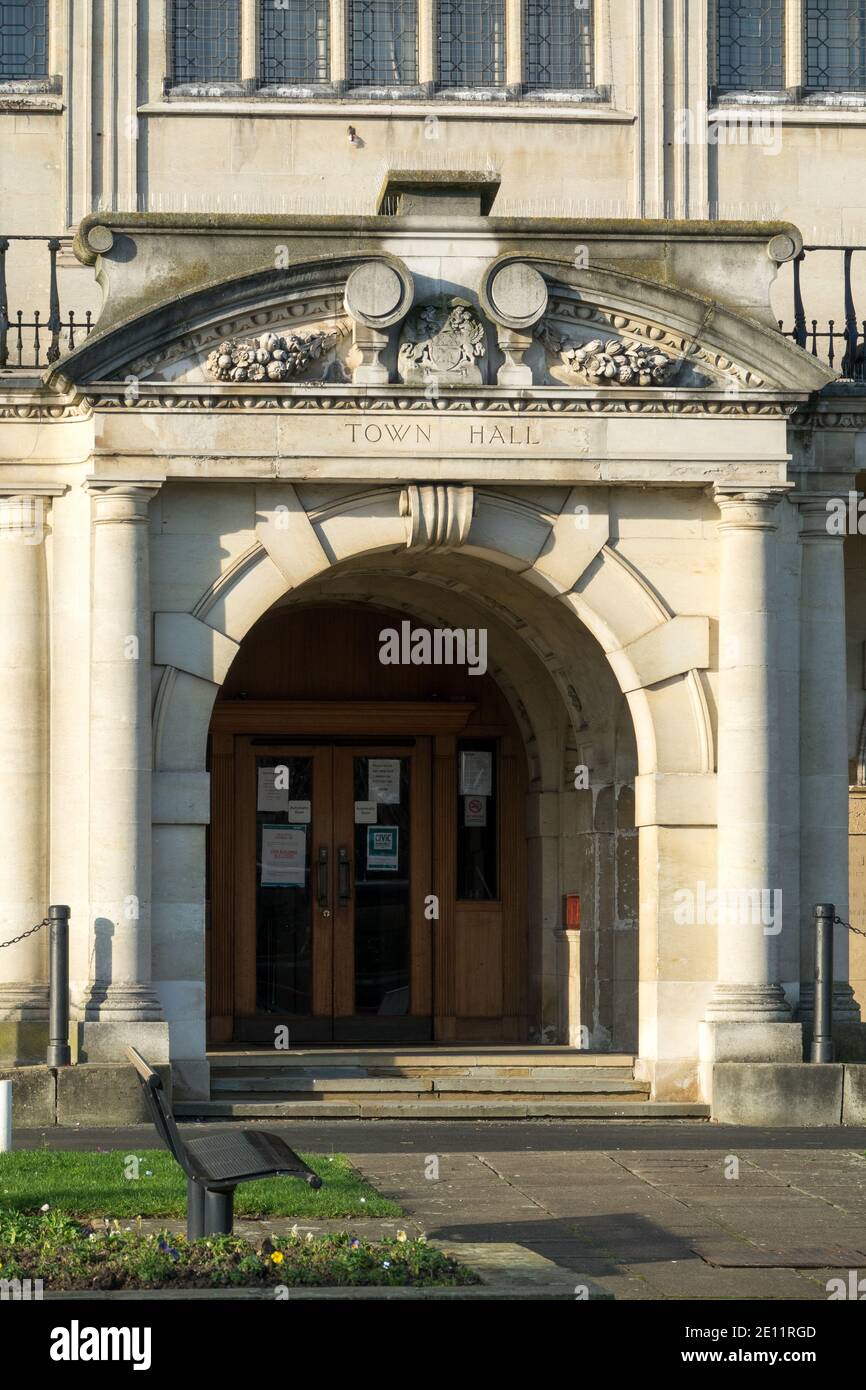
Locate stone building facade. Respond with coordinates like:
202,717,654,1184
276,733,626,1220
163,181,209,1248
2,1,866,1111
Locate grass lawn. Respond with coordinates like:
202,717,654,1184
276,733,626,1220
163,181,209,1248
0,1149,401,1220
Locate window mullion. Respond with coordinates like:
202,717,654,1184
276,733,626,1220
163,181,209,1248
241,0,257,83
785,0,804,88
506,0,523,88
418,0,435,86
330,0,347,82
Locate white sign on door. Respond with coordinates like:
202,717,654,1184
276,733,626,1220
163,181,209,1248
257,765,290,812
368,758,400,804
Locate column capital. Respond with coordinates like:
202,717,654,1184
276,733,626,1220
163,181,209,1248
795,488,861,541
86,480,161,525
713,485,789,531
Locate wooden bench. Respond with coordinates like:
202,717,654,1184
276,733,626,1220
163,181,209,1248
126,1046,322,1239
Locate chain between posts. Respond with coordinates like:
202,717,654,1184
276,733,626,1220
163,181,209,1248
833,914,866,939
0,917,48,949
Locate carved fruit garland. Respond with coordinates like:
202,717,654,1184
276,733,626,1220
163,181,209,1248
560,337,673,386
205,330,338,383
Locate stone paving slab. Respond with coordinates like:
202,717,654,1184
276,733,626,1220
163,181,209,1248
346,1140,866,1299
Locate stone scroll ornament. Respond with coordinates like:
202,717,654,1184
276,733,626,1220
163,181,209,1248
398,299,485,384
539,326,674,386
205,330,338,382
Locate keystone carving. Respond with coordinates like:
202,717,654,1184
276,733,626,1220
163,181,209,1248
205,330,339,382
398,299,486,385
399,484,475,551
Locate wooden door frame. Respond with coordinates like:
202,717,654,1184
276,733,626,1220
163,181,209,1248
206,699,528,1045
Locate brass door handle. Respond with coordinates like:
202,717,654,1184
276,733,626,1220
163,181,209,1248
317,846,329,911
338,846,351,903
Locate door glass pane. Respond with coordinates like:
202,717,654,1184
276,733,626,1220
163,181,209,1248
352,756,411,1015
255,755,313,1015
457,739,498,900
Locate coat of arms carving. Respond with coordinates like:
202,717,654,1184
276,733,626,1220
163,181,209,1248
398,298,486,385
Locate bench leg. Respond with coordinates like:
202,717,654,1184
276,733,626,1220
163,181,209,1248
187,1177,206,1241
204,1186,235,1237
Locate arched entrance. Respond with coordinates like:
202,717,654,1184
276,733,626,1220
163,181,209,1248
206,601,529,1044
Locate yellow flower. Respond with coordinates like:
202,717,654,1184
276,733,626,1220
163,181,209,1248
396,1230,407,1242
271,1251,284,1265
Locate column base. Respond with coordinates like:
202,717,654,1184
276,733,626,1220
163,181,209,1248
75,1019,170,1065
79,984,164,1023
699,1020,803,1102
0,983,49,1021
798,982,862,1025
704,983,792,1022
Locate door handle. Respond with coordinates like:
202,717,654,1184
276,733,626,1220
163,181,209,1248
317,846,329,912
338,846,351,904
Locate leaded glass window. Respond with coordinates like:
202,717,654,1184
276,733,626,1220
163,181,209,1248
171,0,241,84
261,0,330,84
524,0,592,89
438,0,506,87
806,0,866,89
348,0,418,85
717,1,784,90
0,0,48,79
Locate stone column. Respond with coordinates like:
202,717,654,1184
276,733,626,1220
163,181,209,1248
82,485,166,1054
703,488,801,1061
0,494,49,1058
797,493,860,1026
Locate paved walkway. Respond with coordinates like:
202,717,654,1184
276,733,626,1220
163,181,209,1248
347,1144,866,1299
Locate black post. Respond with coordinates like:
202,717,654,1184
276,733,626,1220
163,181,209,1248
46,238,62,364
187,1177,206,1241
204,1187,235,1236
46,904,71,1067
811,903,835,1064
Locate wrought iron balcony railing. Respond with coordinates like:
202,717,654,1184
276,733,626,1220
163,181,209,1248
777,244,866,383
0,236,92,373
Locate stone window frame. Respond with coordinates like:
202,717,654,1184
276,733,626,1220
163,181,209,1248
162,0,608,103
711,0,866,106
0,0,63,104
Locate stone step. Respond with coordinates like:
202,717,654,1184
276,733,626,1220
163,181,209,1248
207,1049,636,1070
174,1098,709,1120
207,1061,633,1084
210,1076,648,1099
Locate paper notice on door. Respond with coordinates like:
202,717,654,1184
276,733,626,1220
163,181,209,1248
366,825,399,872
288,800,311,823
257,765,290,812
459,750,492,796
261,825,306,886
354,800,377,824
368,758,400,804
464,794,487,827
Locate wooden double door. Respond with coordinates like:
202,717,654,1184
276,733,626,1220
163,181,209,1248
233,737,432,1043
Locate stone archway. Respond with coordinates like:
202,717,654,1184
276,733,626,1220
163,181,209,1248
150,482,713,1097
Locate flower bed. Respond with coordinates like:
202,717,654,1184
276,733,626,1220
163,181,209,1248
0,1212,479,1291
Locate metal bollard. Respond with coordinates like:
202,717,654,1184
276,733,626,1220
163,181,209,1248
46,904,71,1067
811,902,835,1064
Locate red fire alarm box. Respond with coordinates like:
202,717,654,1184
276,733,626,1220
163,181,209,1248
564,894,581,929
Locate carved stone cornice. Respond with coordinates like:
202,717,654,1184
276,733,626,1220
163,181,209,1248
399,484,474,551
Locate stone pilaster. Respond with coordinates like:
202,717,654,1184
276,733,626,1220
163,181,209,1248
796,492,860,1026
703,488,801,1058
81,484,166,1054
0,494,49,1049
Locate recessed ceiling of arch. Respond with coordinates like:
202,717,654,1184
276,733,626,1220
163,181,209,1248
47,252,832,398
